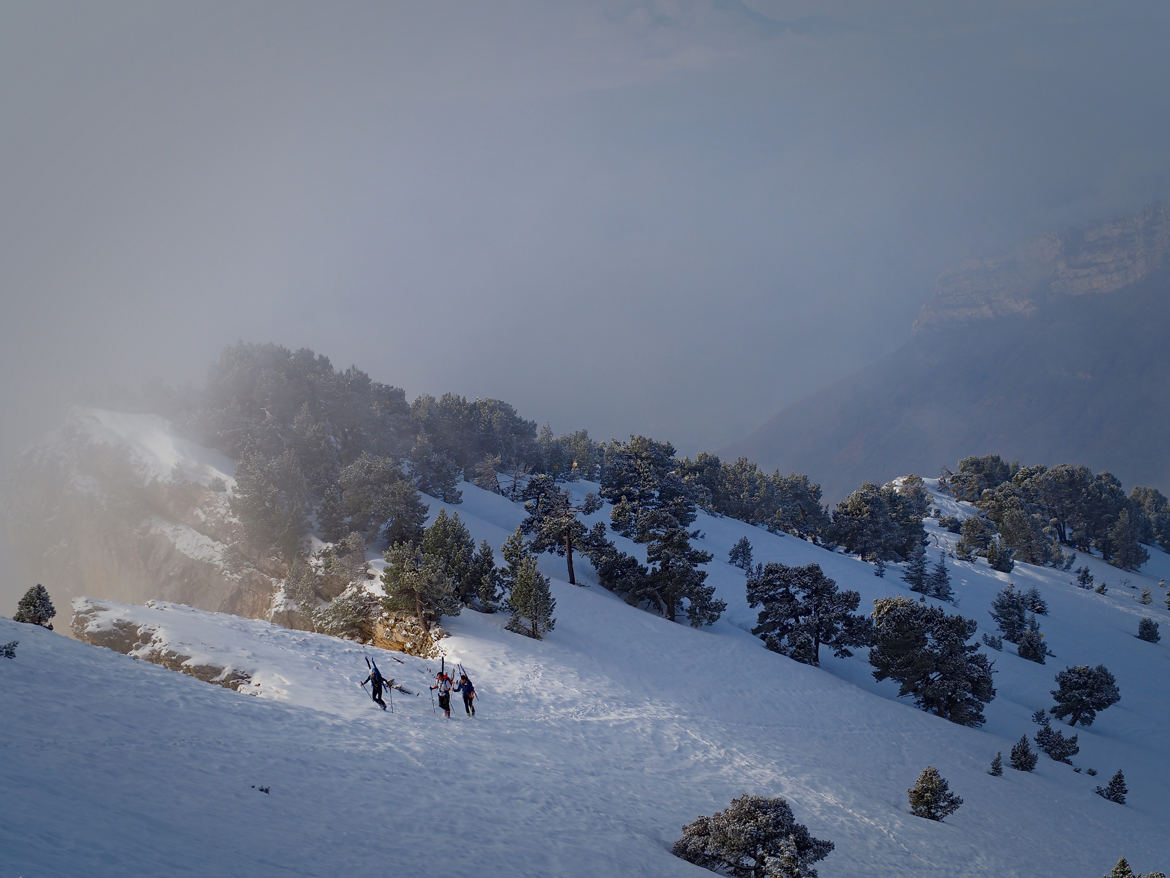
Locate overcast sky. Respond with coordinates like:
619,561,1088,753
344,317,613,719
3,0,1170,467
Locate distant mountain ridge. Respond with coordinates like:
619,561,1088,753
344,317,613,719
728,204,1170,503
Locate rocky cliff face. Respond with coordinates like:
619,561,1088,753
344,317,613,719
914,203,1170,332
5,410,282,626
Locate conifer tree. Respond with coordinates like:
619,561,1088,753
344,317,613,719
1140,587,1152,605
1051,665,1120,727
1009,735,1037,771
907,766,963,821
519,476,601,585
1104,856,1166,878
1095,769,1127,804
1033,711,1078,763
728,536,754,571
988,752,1003,776
673,794,834,878
927,552,953,601
902,542,928,593
1017,624,1047,664
469,539,502,611
380,542,460,632
505,556,556,639
1137,617,1161,643
869,597,994,726
421,509,477,604
748,563,871,666
990,584,1029,643
12,585,55,630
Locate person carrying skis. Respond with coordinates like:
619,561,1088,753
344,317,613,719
361,666,389,710
431,671,453,718
453,673,476,716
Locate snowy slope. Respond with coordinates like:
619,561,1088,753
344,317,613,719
3,475,1170,877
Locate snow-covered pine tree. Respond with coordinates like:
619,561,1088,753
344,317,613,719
869,597,994,726
673,794,834,878
1104,856,1167,878
12,584,55,630
748,562,871,666
907,766,963,821
0,640,17,659
1095,769,1127,804
1051,665,1121,727
1009,735,1037,771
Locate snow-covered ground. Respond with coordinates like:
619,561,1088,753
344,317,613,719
3,472,1169,876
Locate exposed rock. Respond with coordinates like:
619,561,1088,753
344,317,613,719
72,598,251,691
914,203,1170,332
373,613,446,658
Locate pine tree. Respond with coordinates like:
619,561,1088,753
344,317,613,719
673,794,834,878
519,476,601,585
1051,665,1120,727
907,766,963,821
1017,623,1047,664
421,509,477,604
1104,856,1167,878
505,556,556,639
12,585,55,630
985,537,1015,573
379,542,460,632
1009,735,1037,771
1095,769,1127,804
728,536,754,571
1033,711,1079,763
988,752,1003,776
1137,617,1161,643
1140,587,1152,605
902,543,928,593
0,640,17,659
469,540,502,611
748,563,871,666
869,597,995,726
990,584,1029,643
927,552,953,601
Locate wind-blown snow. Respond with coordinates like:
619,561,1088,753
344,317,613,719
3,474,1169,876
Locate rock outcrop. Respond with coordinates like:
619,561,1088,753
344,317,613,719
72,598,252,690
914,203,1170,332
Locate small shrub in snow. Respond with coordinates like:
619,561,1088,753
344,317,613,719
1140,587,1152,605
1095,770,1127,804
1095,582,1108,595
673,794,834,878
1075,566,1094,589
1009,735,1037,772
0,640,17,659
1137,618,1160,643
982,633,1003,651
907,766,963,821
